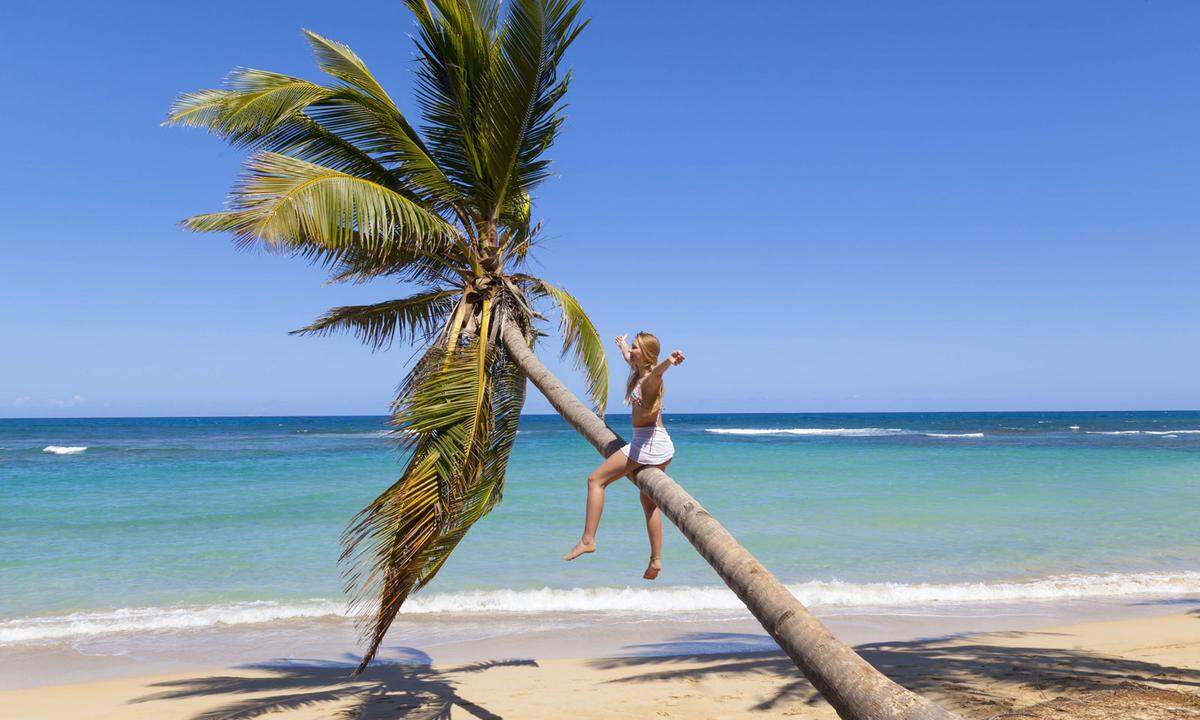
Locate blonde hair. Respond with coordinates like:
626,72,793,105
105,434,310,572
625,331,663,413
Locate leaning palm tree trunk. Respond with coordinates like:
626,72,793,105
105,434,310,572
501,319,961,720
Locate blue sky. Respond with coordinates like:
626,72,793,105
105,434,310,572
3,1,1199,417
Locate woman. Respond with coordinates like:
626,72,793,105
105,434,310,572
563,331,686,580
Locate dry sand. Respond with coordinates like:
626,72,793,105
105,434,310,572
2,609,1198,719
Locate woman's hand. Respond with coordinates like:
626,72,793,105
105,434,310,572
668,350,686,366
615,333,632,363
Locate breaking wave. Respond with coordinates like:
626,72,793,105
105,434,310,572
42,446,88,455
4,571,1197,645
1085,430,1200,436
706,428,910,437
706,428,985,439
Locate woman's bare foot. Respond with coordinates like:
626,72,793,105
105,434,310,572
643,557,661,580
563,540,596,561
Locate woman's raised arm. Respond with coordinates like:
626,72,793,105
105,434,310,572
641,350,685,402
615,334,633,364
652,350,686,377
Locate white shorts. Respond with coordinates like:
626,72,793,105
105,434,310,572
620,425,675,465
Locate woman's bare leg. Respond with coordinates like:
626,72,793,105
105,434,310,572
639,458,669,579
639,491,662,579
564,451,640,561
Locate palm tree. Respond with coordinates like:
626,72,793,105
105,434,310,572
167,2,960,718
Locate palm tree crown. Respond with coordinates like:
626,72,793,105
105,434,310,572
167,0,604,671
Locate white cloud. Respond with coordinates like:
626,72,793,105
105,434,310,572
10,394,86,409
47,394,86,408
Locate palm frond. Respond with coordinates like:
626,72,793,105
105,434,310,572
404,0,496,211
479,314,533,501
290,288,461,351
463,0,504,34
340,438,443,672
303,30,394,106
484,0,587,217
182,152,457,254
343,314,501,672
387,336,527,645
403,0,586,219
532,279,607,414
301,31,466,211
322,241,467,286
266,115,410,190
164,69,334,140
167,69,433,201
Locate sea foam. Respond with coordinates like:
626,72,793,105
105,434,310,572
924,433,985,438
0,600,347,644
42,446,87,455
706,428,910,437
402,572,1200,614
1085,430,1200,436
705,428,984,439
3,571,1197,645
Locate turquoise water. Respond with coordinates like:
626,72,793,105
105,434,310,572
1,412,1198,643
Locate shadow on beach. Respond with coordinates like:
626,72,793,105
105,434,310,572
127,615,1200,719
131,651,534,720
589,625,1200,718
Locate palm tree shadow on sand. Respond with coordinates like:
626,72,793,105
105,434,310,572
130,651,535,720
589,623,1200,717
127,610,1200,718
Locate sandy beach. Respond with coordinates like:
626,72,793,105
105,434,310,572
7,0,1200,717
3,608,1198,719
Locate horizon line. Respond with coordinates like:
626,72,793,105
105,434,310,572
2,409,1199,421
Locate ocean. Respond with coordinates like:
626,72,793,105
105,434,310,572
2,411,1198,673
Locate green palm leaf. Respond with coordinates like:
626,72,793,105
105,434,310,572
302,30,466,210
322,241,467,286
303,30,395,106
290,288,461,351
484,0,587,217
404,0,496,210
478,318,534,504
164,69,334,141
404,0,586,219
534,280,608,414
342,327,498,672
417,313,533,591
182,152,456,253
166,70,422,198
